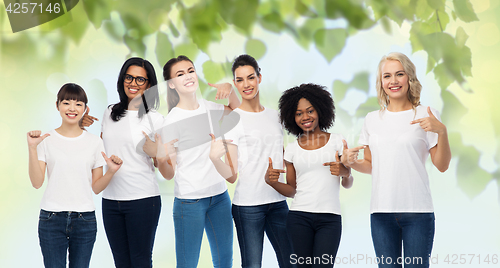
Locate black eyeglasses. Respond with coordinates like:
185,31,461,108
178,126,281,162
124,74,148,86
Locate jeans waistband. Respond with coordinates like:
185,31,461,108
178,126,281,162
41,209,95,217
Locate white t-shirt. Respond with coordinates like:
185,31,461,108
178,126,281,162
37,130,105,212
101,106,164,201
162,99,227,199
224,107,287,206
284,133,345,214
358,105,439,213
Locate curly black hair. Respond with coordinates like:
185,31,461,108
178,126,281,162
278,83,335,137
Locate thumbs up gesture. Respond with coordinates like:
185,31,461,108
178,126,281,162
410,107,447,135
265,157,286,186
27,130,50,149
323,151,350,177
209,134,233,161
101,152,123,173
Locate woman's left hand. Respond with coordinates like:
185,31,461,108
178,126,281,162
208,82,233,100
101,152,123,173
410,107,447,135
324,151,350,177
142,131,157,158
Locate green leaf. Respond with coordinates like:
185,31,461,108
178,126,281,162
355,97,380,118
332,80,349,101
123,35,146,57
174,42,199,60
429,9,449,32
295,0,318,17
440,90,467,129
245,39,267,60
313,28,347,62
452,0,478,22
59,6,89,44
231,0,259,34
295,18,325,50
260,12,285,33
202,60,226,83
168,20,180,38
451,10,457,20
426,0,445,10
156,32,174,67
415,0,435,19
82,0,111,29
181,1,223,52
351,72,370,93
380,16,392,35
426,55,436,74
455,26,469,48
433,63,454,90
456,145,492,199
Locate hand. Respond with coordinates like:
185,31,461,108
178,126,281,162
410,107,447,135
323,151,350,177
156,134,178,163
265,157,285,186
209,134,232,161
142,131,157,158
340,139,366,167
101,152,123,173
27,130,50,149
208,82,233,100
80,106,98,128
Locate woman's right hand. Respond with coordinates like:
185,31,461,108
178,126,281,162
27,130,50,149
265,157,286,186
80,107,98,128
340,139,365,167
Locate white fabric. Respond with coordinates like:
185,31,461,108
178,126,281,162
284,134,345,214
358,105,440,213
162,99,227,199
224,107,287,206
101,106,164,201
37,130,105,212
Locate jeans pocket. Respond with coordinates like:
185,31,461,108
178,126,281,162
39,210,54,221
79,212,97,222
180,199,200,204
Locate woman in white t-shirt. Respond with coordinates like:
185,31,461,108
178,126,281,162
208,54,295,267
343,52,451,268
27,83,122,268
270,83,353,268
159,55,240,268
99,57,165,268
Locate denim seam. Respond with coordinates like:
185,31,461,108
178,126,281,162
206,214,221,267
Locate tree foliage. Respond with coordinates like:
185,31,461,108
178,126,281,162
1,0,495,198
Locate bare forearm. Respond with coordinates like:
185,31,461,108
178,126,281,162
269,182,296,198
157,157,175,180
228,89,241,110
432,131,452,172
341,174,354,189
211,158,237,183
349,160,372,174
92,170,117,194
28,147,44,189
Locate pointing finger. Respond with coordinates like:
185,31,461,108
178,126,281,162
101,151,109,161
427,106,436,118
209,133,215,141
410,118,424,125
142,131,152,141
342,139,348,150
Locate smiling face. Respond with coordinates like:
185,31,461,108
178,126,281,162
57,99,86,125
124,65,150,103
381,60,409,102
295,98,319,133
233,65,261,100
168,60,198,94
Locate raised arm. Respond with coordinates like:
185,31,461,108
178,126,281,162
27,131,49,189
91,152,123,194
209,134,238,183
265,158,296,198
341,139,372,174
208,82,241,111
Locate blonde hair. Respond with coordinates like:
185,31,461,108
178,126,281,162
375,52,421,110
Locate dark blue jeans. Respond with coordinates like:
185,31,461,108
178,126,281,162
287,211,342,268
370,213,435,268
38,209,97,268
232,200,295,268
173,190,233,268
102,196,161,268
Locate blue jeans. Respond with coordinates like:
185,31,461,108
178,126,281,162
232,201,295,268
38,209,97,268
370,213,435,268
173,190,233,268
102,196,161,268
287,211,342,268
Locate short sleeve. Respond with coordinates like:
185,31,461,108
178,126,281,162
101,106,112,134
358,115,370,146
37,138,47,163
93,138,106,169
426,107,440,150
284,141,296,163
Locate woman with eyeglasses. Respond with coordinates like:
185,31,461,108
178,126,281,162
99,57,164,268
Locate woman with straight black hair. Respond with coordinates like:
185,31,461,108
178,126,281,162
99,57,165,268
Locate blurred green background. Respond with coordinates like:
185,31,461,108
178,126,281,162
1,0,499,267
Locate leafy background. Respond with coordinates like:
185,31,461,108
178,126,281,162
1,0,499,267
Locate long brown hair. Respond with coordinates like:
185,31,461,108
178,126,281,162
163,55,194,112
